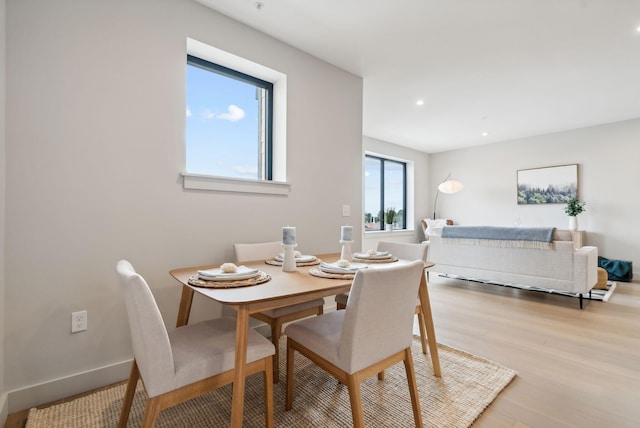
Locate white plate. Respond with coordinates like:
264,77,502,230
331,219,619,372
274,254,317,263
353,251,391,260
198,266,260,282
319,262,368,274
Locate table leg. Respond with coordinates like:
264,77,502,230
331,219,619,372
231,305,249,427
418,270,442,377
176,285,194,327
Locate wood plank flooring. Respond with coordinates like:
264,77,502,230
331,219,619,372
5,275,639,427
427,275,640,428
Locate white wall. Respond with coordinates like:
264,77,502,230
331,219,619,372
0,0,7,423
430,118,640,275
4,0,362,410
362,136,430,250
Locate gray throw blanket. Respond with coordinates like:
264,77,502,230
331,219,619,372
441,226,556,249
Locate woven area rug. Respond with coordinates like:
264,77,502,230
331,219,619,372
26,337,516,428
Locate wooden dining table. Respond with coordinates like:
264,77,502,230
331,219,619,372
170,253,440,428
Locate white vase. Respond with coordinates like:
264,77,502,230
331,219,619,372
568,216,578,231
385,223,393,231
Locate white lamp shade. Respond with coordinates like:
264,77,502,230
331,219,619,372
437,179,463,194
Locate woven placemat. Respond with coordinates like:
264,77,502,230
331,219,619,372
351,256,399,264
188,271,271,288
308,268,355,280
265,258,322,267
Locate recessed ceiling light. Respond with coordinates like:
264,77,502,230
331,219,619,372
416,99,424,106
255,2,264,10
482,132,489,137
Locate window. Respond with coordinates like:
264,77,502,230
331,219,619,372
186,55,273,180
364,154,407,231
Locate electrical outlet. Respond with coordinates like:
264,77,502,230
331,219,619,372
71,310,87,333
342,204,351,217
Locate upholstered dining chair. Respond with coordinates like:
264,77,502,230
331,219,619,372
234,241,325,382
116,260,275,428
335,241,430,355
285,260,425,428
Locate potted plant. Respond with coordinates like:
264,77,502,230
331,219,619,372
385,207,396,231
564,198,585,231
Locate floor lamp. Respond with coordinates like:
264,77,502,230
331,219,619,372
433,173,463,219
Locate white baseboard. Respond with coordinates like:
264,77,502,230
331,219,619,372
7,359,132,413
7,301,341,414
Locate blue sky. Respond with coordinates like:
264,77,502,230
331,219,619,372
364,157,404,218
186,64,261,179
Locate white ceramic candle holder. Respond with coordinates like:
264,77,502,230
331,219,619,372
340,240,353,262
281,243,298,272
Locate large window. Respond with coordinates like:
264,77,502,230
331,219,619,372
186,55,273,180
364,154,407,231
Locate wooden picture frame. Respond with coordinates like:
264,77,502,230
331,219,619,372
517,164,578,205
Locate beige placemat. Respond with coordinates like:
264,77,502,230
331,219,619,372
265,257,322,267
188,271,271,288
308,267,355,280
351,256,399,263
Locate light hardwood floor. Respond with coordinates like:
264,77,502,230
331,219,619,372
426,275,640,428
5,275,639,427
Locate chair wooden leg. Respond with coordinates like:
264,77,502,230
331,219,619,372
271,320,282,383
264,356,274,428
403,348,423,428
336,302,346,310
285,338,295,411
416,311,428,355
346,374,365,428
118,360,140,428
141,396,162,428
377,370,385,380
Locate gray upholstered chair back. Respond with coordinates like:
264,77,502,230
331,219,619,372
116,260,176,396
340,260,424,373
377,241,428,262
234,241,282,262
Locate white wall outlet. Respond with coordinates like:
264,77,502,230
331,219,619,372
71,310,87,333
342,204,351,217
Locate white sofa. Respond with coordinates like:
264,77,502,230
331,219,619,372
428,227,598,308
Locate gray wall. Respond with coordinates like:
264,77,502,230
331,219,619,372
1,0,7,423
430,118,640,275
4,0,362,410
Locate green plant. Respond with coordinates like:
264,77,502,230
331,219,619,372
565,198,585,216
385,207,397,224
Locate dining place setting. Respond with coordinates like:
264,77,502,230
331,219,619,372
184,224,406,289
187,224,387,286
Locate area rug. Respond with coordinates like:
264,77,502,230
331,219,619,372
26,338,516,428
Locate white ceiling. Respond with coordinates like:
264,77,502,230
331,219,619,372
195,0,640,153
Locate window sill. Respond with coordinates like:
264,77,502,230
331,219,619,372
182,173,290,196
364,229,415,236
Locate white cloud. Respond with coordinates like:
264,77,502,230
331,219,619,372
186,107,192,117
201,109,216,120
234,165,258,176
218,105,245,122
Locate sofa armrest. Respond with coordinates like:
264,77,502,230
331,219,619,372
421,219,452,240
573,246,598,293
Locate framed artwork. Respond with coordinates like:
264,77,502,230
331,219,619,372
517,164,578,205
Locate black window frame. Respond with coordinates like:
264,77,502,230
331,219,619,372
365,154,407,231
186,54,274,180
